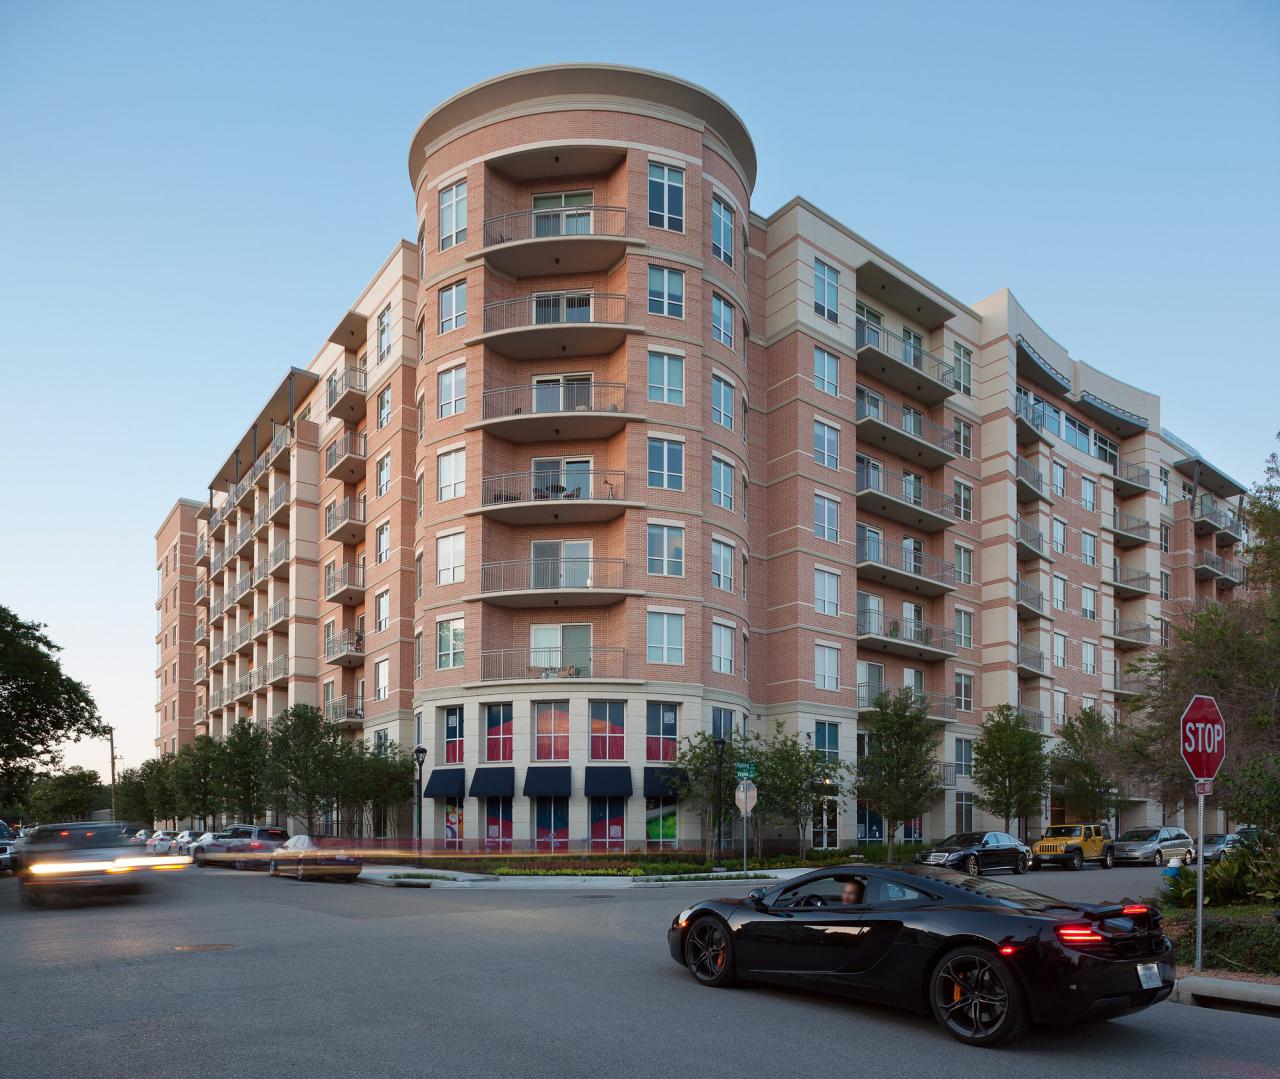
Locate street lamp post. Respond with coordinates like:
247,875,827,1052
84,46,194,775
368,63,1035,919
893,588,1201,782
413,744,427,868
713,736,726,866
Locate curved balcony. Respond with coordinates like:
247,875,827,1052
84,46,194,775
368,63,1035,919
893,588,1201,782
469,293,640,360
855,395,955,469
855,538,955,597
326,365,367,422
855,683,955,723
477,206,630,277
855,465,954,533
474,557,637,608
325,433,366,483
854,317,954,405
471,382,641,442
479,647,627,683
474,469,635,525
324,563,365,606
324,629,366,669
855,609,956,661
324,498,366,544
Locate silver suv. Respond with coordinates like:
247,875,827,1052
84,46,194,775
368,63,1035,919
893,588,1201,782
1113,825,1194,866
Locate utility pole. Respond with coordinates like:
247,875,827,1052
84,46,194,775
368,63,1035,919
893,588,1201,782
108,726,118,820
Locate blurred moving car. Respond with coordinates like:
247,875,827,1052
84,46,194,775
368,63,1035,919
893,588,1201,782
146,830,182,855
1112,826,1194,866
16,822,189,906
1197,833,1246,863
914,832,1030,876
193,824,290,869
0,820,15,873
173,830,205,855
268,835,363,881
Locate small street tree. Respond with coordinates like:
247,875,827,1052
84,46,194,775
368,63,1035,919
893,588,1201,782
754,723,852,857
670,731,747,859
269,705,342,833
113,766,152,824
217,718,270,824
1052,707,1123,822
24,766,102,822
139,756,177,828
971,704,1050,835
856,689,943,861
172,735,223,830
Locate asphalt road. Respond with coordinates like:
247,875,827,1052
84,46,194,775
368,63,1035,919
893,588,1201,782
2,863,1276,1079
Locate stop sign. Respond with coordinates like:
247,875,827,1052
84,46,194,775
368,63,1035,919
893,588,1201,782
1180,695,1226,781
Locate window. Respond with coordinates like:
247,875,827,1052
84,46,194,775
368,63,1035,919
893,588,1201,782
814,720,839,762
437,449,465,500
437,618,463,669
415,552,424,598
711,540,734,591
955,544,973,585
416,393,425,439
954,737,973,777
815,644,840,691
375,522,391,564
374,658,389,701
813,347,839,396
711,294,734,349
437,533,464,585
813,259,839,322
590,795,625,851
1053,631,1067,668
377,305,392,361
954,418,973,460
1082,585,1097,621
646,701,678,761
955,672,973,712
647,351,684,404
954,480,973,522
535,795,569,850
1082,531,1097,566
376,453,391,497
712,623,734,674
1083,640,1096,675
374,590,390,632
443,706,463,763
814,494,839,541
647,612,684,664
1054,689,1069,727
1160,524,1170,553
955,608,973,649
534,701,570,761
647,438,684,490
438,365,466,418
1159,467,1170,506
647,163,684,230
1093,431,1118,467
1159,618,1170,647
814,420,839,469
710,706,735,743
485,703,512,762
1052,461,1066,497
416,473,424,518
955,791,974,833
711,195,734,266
1052,517,1066,554
711,376,734,430
1064,416,1091,453
376,385,392,429
484,796,512,850
590,701,625,760
417,318,425,365
414,632,423,680
374,729,389,757
647,524,684,576
647,266,684,317
1081,475,1097,512
814,568,839,616
646,797,677,849
439,179,467,250
439,281,466,333
1053,575,1067,611
711,457,734,510
1160,571,1171,600
952,343,972,395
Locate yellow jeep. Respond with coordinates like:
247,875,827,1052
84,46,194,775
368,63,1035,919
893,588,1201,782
1030,823,1114,871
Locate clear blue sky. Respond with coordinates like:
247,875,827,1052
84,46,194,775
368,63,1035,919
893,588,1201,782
2,1,1277,774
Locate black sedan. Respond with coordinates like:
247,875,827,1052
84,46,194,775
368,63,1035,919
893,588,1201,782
668,866,1174,1047
914,831,1031,876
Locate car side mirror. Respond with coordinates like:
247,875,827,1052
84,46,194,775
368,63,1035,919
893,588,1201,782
980,839,989,847
747,887,769,910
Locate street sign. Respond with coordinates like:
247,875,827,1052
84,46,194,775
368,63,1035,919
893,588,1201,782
735,762,756,781
1179,695,1226,781
734,779,757,816
1195,780,1213,796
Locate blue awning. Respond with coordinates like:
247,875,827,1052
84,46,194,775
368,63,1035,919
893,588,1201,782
643,767,681,799
469,767,515,798
423,768,465,799
584,766,633,797
522,766,572,797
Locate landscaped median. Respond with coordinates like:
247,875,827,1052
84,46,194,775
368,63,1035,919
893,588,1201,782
357,863,798,888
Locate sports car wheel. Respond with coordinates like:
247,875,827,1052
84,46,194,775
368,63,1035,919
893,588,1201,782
1102,849,1115,869
930,946,1029,1047
1014,855,1027,875
1069,851,1083,871
684,917,736,988
1153,851,1164,867
965,856,981,877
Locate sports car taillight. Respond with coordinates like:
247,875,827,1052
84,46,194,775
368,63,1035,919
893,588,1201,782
1056,924,1104,945
1122,905,1148,915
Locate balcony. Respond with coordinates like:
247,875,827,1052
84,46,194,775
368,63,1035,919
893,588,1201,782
269,541,290,578
324,629,366,668
854,395,956,469
1016,579,1047,619
479,647,627,683
940,761,960,788
1219,558,1243,587
1017,642,1047,678
209,688,223,710
230,622,251,655
326,365,368,422
1193,496,1243,546
1013,395,1051,446
854,317,954,406
210,596,225,623
470,293,640,360
254,505,269,535
324,695,365,729
234,522,253,555
1108,618,1153,650
195,620,208,644
269,482,291,523
267,598,289,630
1194,549,1225,580
855,538,955,597
234,574,255,608
854,465,954,533
251,450,268,488
249,612,267,641
195,539,209,567
855,609,957,661
325,563,365,606
1106,509,1151,548
478,205,629,277
475,469,634,525
855,683,956,723
194,708,208,730
476,557,634,608
1016,518,1051,562
212,550,226,575
1017,707,1046,733
1015,456,1051,503
194,579,208,607
1111,458,1151,499
472,382,640,442
253,558,268,590
266,655,289,687
324,498,366,544
269,426,291,469
1114,672,1145,699
234,479,254,508
1108,564,1153,599
325,432,366,483
194,661,206,684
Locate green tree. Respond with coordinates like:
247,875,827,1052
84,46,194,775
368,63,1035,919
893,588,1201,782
753,722,852,857
1221,758,1280,835
856,689,944,861
113,766,152,824
0,763,36,824
1052,707,1123,822
24,766,102,822
1241,430,1280,595
217,719,270,823
269,706,342,833
0,606,104,804
140,756,177,827
670,731,746,859
172,735,223,830
971,704,1050,835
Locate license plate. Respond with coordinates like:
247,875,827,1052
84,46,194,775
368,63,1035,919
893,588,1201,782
1137,963,1162,989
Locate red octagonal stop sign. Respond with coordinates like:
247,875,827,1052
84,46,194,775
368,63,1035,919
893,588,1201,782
1180,695,1226,781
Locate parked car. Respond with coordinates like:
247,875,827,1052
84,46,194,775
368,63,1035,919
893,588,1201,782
194,824,290,869
130,829,152,845
1112,826,1194,866
913,832,1030,876
268,835,363,881
1234,826,1273,853
669,865,1174,1047
16,821,190,906
1196,833,1246,863
145,830,182,855
0,820,15,873
172,830,205,855
1030,824,1114,871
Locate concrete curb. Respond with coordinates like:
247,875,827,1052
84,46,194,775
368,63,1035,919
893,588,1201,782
358,876,432,889
1172,975,1280,1017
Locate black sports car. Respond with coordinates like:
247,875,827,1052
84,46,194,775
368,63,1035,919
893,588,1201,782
668,865,1174,1047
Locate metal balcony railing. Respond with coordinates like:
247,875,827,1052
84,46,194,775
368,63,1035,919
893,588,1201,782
194,539,207,563
194,619,207,642
855,609,956,651
480,647,625,681
1017,707,1045,732
482,205,626,247
855,316,954,386
251,451,268,484
1109,564,1152,590
324,629,365,662
855,395,956,455
855,464,954,517
324,563,365,600
325,497,366,533
212,551,226,575
854,683,956,721
1219,558,1243,584
940,761,959,788
194,661,206,682
481,469,625,506
209,688,224,710
481,292,628,334
1016,455,1046,496
1113,458,1151,490
1115,672,1145,695
1018,642,1046,673
1112,619,1153,643
1014,394,1047,432
269,541,289,572
194,580,206,602
324,695,366,723
855,538,956,587
254,506,269,533
326,432,367,473
1196,549,1225,575
211,597,225,620
1196,495,1241,536
326,366,367,410
234,523,252,552
1111,510,1151,539
271,482,290,515
254,558,268,586
270,425,290,459
1017,518,1046,554
1016,579,1045,613
480,557,626,594
481,381,627,420
268,598,289,628
267,655,289,683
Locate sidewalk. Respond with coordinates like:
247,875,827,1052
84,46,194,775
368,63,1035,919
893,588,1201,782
357,865,809,889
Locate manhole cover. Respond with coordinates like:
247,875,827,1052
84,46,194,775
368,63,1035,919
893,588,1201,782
574,894,615,899
174,944,235,952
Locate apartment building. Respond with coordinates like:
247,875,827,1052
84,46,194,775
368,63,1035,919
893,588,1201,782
155,499,202,756
155,64,1246,845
